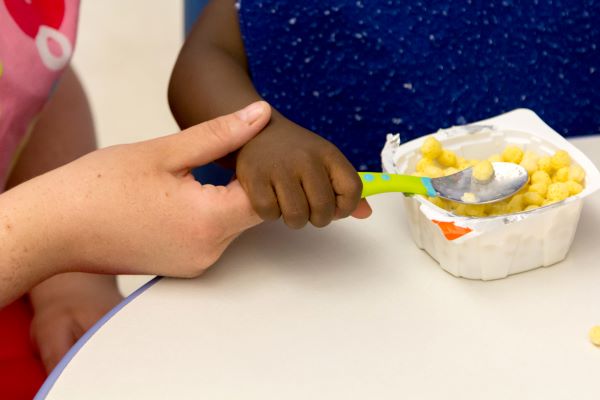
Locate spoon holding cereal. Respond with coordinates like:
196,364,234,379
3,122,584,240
359,161,528,204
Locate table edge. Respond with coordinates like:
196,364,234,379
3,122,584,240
34,276,162,399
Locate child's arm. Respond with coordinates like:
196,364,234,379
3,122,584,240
169,0,371,229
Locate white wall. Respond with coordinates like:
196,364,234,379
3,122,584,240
72,0,183,147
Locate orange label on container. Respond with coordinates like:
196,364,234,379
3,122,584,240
431,220,472,241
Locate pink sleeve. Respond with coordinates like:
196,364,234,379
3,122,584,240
0,0,80,189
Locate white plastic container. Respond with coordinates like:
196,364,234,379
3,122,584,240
381,109,600,280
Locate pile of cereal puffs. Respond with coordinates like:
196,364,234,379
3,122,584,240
413,137,586,217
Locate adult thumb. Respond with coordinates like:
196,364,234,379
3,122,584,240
212,180,264,235
165,101,271,170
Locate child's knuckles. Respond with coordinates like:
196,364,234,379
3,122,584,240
283,209,309,229
343,172,363,196
292,148,315,165
309,200,335,227
335,201,354,218
310,213,333,228
321,142,342,157
284,219,308,230
252,198,281,220
311,196,335,214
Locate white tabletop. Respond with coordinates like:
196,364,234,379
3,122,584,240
41,137,600,400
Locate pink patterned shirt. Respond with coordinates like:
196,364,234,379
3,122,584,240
0,0,79,190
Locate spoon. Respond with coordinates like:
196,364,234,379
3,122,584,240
359,162,528,204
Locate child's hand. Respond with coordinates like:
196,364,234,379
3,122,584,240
236,117,372,229
29,274,122,372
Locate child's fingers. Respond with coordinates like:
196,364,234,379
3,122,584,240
243,176,281,221
326,154,363,219
301,166,336,227
274,179,310,229
34,319,75,373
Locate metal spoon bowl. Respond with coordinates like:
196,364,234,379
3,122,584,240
432,162,528,204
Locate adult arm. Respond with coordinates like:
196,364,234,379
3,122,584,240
5,66,123,371
0,101,271,306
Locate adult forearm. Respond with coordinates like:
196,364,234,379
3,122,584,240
5,66,120,305
0,183,69,306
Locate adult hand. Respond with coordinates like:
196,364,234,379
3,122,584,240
0,101,272,305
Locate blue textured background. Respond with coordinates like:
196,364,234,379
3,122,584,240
239,0,600,171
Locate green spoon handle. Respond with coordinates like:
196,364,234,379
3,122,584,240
359,172,437,198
